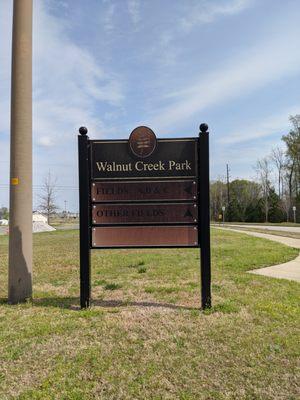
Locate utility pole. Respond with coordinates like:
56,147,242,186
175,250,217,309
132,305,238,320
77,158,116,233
8,0,33,304
226,164,230,222
226,164,230,206
64,200,67,217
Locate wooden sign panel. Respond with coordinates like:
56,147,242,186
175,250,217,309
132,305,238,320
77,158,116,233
91,180,197,202
90,138,197,180
92,226,198,247
92,203,198,225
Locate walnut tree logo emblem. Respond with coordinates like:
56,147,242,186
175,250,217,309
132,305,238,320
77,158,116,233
129,126,157,158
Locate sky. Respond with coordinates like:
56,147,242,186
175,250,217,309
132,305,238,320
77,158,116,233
1,0,300,211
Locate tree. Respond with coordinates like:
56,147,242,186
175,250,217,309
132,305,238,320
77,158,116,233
268,188,285,223
229,179,261,222
0,207,9,220
210,180,227,221
281,173,293,222
281,115,300,219
270,146,285,198
255,157,271,222
38,172,58,224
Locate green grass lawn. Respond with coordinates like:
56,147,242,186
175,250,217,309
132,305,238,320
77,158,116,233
0,229,299,399
222,226,300,240
224,222,300,227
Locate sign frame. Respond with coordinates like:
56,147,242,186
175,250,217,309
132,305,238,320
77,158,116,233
78,124,211,310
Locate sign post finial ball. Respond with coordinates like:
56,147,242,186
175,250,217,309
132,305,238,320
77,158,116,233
79,126,88,136
199,123,209,133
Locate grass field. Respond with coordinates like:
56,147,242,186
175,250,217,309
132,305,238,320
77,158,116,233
224,222,300,227
0,229,299,399
222,226,300,240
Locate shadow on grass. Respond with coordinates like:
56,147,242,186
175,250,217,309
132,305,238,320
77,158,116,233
0,296,198,311
0,297,197,311
1,297,236,314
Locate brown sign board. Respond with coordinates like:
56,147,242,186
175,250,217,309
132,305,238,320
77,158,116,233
92,226,198,247
90,138,197,180
91,180,197,202
92,203,198,225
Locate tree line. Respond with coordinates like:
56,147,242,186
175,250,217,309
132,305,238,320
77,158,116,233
211,115,300,223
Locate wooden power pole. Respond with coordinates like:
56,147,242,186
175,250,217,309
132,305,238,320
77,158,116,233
226,164,230,206
8,0,33,304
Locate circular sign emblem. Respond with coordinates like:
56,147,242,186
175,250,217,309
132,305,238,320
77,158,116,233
129,126,157,158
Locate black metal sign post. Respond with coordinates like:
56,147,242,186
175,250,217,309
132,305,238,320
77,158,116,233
78,127,91,308
78,124,211,310
198,124,211,309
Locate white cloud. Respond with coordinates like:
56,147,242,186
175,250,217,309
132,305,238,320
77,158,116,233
219,105,300,145
38,136,54,147
103,2,116,34
144,0,253,70
181,0,252,31
148,22,300,131
127,0,140,28
0,1,12,136
0,1,124,143
0,1,125,208
32,1,124,144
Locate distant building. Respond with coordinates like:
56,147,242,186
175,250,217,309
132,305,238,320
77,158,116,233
67,212,79,219
57,211,79,219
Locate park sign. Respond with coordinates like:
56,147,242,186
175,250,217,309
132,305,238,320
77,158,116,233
90,138,197,180
78,125,211,309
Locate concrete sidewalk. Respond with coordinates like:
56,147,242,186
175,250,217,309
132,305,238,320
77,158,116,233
248,254,300,282
217,227,300,282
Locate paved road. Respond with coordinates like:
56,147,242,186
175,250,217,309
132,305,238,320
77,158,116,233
54,223,79,230
224,224,300,233
0,223,79,235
